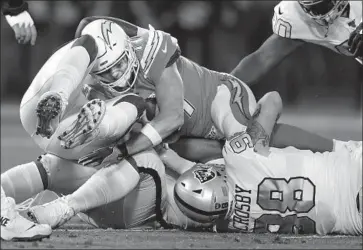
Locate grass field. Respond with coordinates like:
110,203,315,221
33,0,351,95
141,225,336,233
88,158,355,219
1,101,362,249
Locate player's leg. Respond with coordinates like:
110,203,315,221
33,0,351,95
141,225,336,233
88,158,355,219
1,186,52,241
28,155,141,228
28,150,167,229
78,151,166,229
1,154,97,204
33,36,97,139
56,93,146,151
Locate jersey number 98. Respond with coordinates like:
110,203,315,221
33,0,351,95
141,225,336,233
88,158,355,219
254,177,317,234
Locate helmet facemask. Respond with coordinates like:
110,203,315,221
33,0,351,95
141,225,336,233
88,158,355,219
93,39,140,97
298,0,349,26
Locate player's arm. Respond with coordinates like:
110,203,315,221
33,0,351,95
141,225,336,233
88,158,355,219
75,16,148,38
120,62,184,156
244,91,282,155
169,138,224,164
230,34,305,86
156,144,196,175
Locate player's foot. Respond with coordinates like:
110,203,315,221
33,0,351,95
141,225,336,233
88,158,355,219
35,92,64,138
58,99,106,149
1,195,52,241
27,196,75,229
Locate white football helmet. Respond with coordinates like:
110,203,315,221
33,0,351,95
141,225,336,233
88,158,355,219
81,19,140,96
174,163,230,223
298,0,349,26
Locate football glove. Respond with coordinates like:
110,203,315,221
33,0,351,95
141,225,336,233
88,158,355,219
5,11,37,45
348,22,363,58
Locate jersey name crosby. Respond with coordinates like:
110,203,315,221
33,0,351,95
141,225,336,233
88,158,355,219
272,1,362,60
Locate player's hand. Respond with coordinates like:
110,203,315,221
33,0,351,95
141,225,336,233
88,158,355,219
78,146,122,168
5,11,37,46
348,22,363,58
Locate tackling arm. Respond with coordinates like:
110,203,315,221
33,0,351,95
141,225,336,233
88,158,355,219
245,91,283,155
158,145,196,175
230,34,305,86
120,62,184,156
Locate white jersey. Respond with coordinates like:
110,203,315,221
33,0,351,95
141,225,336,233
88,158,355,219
219,132,362,235
272,1,362,63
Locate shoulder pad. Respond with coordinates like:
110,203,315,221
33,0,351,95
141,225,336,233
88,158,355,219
135,26,180,83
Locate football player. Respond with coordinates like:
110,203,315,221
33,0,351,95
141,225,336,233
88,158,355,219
232,0,362,84
72,16,346,167
174,90,362,235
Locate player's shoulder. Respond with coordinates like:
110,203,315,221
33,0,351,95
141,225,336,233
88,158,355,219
272,1,312,39
132,25,181,82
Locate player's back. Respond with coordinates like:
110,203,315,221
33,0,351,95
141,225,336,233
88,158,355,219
221,133,362,235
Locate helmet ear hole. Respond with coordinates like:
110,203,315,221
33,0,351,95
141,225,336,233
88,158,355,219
192,189,202,194
181,182,186,187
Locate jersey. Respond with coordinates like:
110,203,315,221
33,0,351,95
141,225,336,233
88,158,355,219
76,18,255,139
129,25,226,139
218,132,362,235
131,25,180,97
272,1,362,63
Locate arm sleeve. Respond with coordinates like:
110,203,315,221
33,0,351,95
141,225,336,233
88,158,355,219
1,0,28,16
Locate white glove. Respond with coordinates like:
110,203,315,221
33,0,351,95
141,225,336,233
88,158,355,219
5,11,37,45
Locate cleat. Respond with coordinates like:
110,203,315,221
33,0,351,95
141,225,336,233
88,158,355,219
35,92,64,138
1,189,52,242
27,196,75,229
58,99,106,149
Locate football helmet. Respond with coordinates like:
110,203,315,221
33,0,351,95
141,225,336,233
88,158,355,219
81,19,140,96
174,163,230,223
298,0,349,26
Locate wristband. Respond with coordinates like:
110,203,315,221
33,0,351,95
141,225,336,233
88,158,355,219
5,11,34,27
141,123,162,146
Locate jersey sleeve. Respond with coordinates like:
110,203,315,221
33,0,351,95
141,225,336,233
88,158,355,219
138,25,181,84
